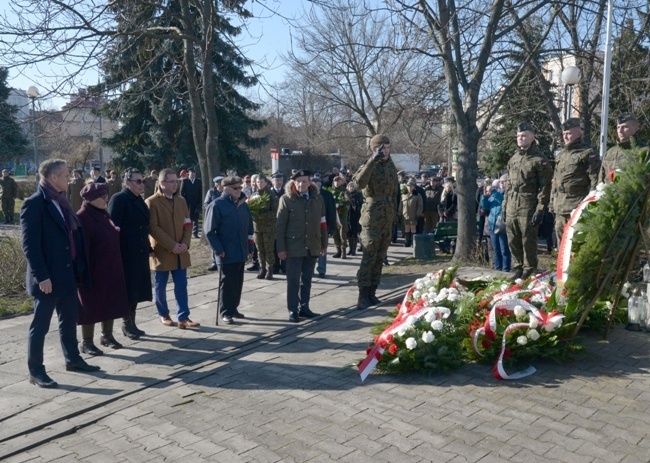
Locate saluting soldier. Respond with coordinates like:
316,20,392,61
600,114,648,183
353,134,398,309
502,123,553,280
551,118,600,247
251,174,280,280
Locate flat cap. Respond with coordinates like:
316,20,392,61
80,183,108,202
517,122,536,133
562,118,581,131
291,169,312,180
271,172,284,179
617,114,637,124
397,170,405,176
221,175,242,187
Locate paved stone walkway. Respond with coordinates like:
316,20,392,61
0,241,649,463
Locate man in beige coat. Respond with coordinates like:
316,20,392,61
146,168,199,329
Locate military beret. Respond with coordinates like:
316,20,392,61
80,183,108,202
562,118,581,131
271,172,284,179
291,169,312,180
617,114,637,124
370,134,391,150
221,175,242,187
517,122,536,133
213,175,224,184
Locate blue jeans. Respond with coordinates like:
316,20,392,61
154,267,190,322
490,231,511,272
317,255,326,275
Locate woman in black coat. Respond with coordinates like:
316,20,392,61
107,168,153,340
77,183,130,355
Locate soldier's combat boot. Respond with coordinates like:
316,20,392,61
368,285,381,305
257,264,267,279
333,247,342,258
121,317,140,340
348,238,356,256
342,246,347,259
265,267,274,280
357,287,372,310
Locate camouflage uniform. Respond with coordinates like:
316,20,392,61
551,139,600,245
331,186,350,257
600,137,648,183
353,155,398,289
252,185,279,272
503,145,553,275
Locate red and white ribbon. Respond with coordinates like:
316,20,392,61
557,191,599,283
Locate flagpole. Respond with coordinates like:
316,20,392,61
599,0,614,160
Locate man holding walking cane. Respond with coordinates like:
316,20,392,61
204,176,255,325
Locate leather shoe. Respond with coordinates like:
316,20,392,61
178,319,200,329
100,334,123,349
160,316,174,326
247,263,260,271
288,312,300,323
29,373,58,388
298,308,319,318
121,323,140,340
232,311,246,319
65,361,101,372
222,316,234,324
80,340,104,356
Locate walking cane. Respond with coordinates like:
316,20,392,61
215,263,222,326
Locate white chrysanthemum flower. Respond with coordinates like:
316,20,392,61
406,315,417,326
529,317,539,329
515,278,524,285
431,320,444,331
416,283,424,291
500,284,509,292
527,329,540,341
447,293,459,302
543,323,556,333
424,311,435,323
422,331,435,343
531,294,545,304
397,326,407,337
517,335,528,346
514,305,526,317
405,337,417,350
413,290,421,299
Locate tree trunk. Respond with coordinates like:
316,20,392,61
453,127,480,260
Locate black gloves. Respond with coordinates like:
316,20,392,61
530,211,544,227
372,146,385,161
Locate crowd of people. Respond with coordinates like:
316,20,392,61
17,113,646,389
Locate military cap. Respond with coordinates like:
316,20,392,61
93,166,101,172
187,167,196,172
291,169,312,180
517,122,536,133
431,176,441,182
397,170,406,176
370,134,391,150
561,118,581,131
221,175,242,187
213,175,224,184
271,172,284,179
80,183,108,201
617,114,637,124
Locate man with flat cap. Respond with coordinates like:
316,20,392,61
353,134,398,309
502,123,553,280
204,175,224,272
276,169,328,322
601,114,648,183
204,176,254,324
67,169,85,212
551,118,600,246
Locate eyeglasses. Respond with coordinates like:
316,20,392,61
127,178,144,184
229,186,242,190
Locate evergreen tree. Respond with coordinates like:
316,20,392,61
0,68,28,164
100,1,265,175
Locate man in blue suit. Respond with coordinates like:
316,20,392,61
21,159,100,388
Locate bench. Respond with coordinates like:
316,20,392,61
432,221,483,254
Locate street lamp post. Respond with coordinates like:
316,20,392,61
561,65,581,121
26,86,40,179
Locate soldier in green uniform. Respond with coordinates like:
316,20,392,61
551,118,600,247
600,114,648,183
353,134,398,309
0,169,18,224
503,123,553,280
251,174,279,280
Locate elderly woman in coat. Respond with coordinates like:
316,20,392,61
76,183,130,355
398,180,423,247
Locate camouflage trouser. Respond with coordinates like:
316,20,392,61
254,228,276,268
554,213,571,250
333,217,348,249
357,226,391,287
424,211,439,233
506,214,538,272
